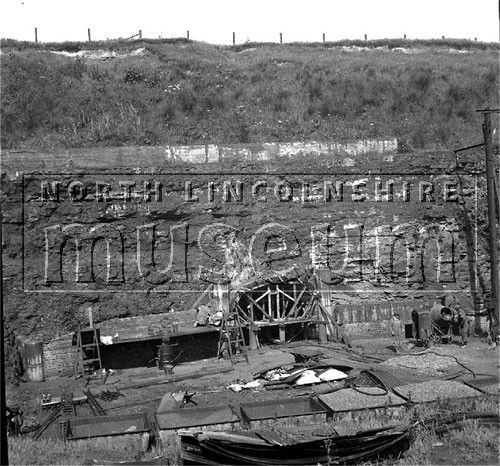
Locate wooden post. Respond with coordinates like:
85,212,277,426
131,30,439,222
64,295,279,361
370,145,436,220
276,288,281,320
318,321,328,343
248,326,258,350
279,324,286,343
88,28,91,42
139,30,142,39
248,304,258,350
187,30,189,40
364,34,367,41
322,33,325,43
280,32,282,44
232,32,235,45
215,283,229,328
268,290,273,321
34,27,38,43
88,307,93,328
477,108,500,337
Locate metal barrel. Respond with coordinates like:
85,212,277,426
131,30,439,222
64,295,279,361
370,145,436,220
412,310,431,340
157,342,174,370
23,341,45,382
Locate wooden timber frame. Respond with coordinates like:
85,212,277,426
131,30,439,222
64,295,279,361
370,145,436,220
231,279,320,345
192,277,352,350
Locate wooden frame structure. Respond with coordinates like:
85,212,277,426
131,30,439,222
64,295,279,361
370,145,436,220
233,281,317,326
192,278,351,348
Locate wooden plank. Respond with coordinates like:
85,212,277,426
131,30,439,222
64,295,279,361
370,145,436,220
276,287,295,302
255,289,270,303
316,300,353,348
252,318,318,327
285,287,307,318
118,366,234,391
268,291,274,321
300,295,317,319
235,303,250,322
245,293,272,320
311,301,335,338
84,389,106,416
189,284,214,311
276,286,281,320
33,408,61,440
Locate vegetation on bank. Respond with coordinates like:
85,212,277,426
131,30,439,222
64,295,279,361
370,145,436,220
2,37,497,53
1,39,498,151
7,434,156,465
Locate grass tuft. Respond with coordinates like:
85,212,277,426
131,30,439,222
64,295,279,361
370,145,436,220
1,39,498,150
8,435,149,465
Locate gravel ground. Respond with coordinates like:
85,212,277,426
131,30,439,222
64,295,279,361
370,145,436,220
393,380,483,403
382,352,458,376
318,387,407,411
477,384,500,395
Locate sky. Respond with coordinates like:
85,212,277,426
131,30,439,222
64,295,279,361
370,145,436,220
0,0,498,44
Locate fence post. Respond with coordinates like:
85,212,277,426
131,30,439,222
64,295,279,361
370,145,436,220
34,27,38,43
88,28,91,42
322,33,325,43
280,32,282,43
139,30,142,39
232,32,235,45
187,30,189,39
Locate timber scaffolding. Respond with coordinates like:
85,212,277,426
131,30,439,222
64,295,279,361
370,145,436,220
196,273,352,355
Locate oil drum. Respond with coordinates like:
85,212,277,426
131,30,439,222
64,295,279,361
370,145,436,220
21,340,45,382
412,310,431,341
157,340,174,370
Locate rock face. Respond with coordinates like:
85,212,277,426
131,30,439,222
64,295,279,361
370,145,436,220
1,146,492,348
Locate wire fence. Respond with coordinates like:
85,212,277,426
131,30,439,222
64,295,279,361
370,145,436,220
30,27,480,45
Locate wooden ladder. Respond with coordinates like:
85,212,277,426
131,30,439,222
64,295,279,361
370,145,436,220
217,307,249,365
75,327,102,379
60,385,75,417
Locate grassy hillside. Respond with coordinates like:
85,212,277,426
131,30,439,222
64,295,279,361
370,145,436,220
1,38,498,151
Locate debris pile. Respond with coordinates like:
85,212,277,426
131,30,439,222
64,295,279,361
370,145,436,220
180,412,500,465
227,364,351,392
95,389,123,402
